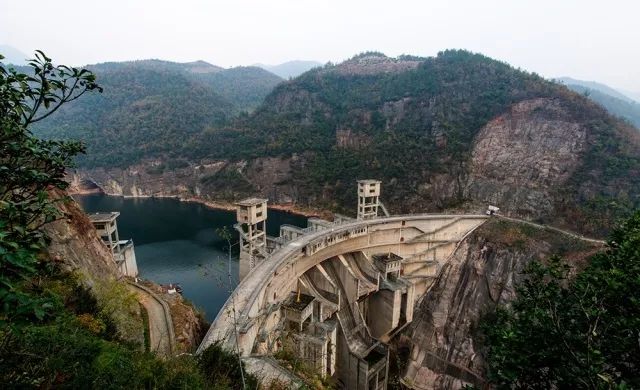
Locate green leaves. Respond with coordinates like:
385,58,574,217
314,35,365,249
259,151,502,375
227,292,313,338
0,52,100,322
482,212,640,388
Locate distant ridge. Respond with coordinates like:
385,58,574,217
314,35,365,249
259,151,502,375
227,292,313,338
621,88,640,103
255,60,323,79
556,77,637,103
557,77,640,128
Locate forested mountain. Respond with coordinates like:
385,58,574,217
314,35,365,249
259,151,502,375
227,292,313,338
557,77,640,128
255,60,323,79
193,66,284,110
181,51,640,235
556,77,637,103
24,59,283,167
41,51,640,236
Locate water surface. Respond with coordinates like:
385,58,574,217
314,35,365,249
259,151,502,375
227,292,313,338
74,194,307,321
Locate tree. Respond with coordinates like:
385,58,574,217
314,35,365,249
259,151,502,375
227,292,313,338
482,212,640,389
0,51,101,322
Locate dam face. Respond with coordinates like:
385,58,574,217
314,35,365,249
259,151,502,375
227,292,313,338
198,181,488,389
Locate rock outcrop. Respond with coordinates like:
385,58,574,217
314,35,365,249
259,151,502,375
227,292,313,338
44,189,120,282
71,154,304,205
466,98,588,220
398,218,602,389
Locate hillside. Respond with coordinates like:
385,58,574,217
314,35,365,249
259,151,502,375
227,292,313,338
62,51,640,236
556,77,637,103
557,77,640,128
28,59,283,168
192,65,283,110
30,61,234,168
84,60,283,109
185,51,640,236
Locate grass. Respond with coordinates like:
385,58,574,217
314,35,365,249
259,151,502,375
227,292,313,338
140,303,151,352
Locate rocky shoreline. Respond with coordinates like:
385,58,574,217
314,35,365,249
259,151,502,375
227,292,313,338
68,184,327,219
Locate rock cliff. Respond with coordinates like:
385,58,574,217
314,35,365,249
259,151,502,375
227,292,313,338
44,190,121,282
398,218,602,389
466,98,588,221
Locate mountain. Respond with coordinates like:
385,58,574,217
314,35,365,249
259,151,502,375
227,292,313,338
556,77,640,128
255,60,323,79
556,77,637,103
187,51,640,235
31,60,234,168
27,59,283,167
191,66,283,110
0,44,28,65
54,51,640,237
84,59,282,109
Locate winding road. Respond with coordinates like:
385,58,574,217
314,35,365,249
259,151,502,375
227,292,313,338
127,281,176,358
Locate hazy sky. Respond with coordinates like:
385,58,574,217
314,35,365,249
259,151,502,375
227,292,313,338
1,0,639,90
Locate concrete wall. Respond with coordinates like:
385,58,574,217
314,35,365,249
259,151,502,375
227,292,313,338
199,214,487,356
121,244,138,277
367,289,400,338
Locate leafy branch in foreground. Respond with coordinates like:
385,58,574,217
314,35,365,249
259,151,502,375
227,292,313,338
0,51,101,322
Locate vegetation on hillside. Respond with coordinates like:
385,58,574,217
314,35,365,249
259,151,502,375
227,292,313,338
188,50,640,234
481,211,640,388
0,53,258,388
563,82,640,128
22,58,282,168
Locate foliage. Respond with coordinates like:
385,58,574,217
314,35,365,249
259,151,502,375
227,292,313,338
560,80,640,128
481,211,640,388
26,59,282,168
0,51,99,322
198,341,259,389
92,278,143,342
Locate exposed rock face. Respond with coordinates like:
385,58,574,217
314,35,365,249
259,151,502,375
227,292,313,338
466,98,588,220
72,155,303,205
325,53,421,76
399,219,602,389
44,190,120,282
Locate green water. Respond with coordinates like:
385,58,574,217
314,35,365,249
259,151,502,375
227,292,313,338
74,194,307,321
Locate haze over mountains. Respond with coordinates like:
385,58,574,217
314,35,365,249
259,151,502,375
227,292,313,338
556,77,640,128
254,60,323,79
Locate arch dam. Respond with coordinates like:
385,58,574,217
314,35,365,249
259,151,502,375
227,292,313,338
198,197,489,389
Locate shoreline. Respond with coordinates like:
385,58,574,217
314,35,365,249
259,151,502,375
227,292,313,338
69,189,329,219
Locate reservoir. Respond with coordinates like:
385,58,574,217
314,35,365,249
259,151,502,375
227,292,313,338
74,194,307,321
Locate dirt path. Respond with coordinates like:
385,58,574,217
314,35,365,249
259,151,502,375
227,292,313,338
127,282,175,357
495,215,606,244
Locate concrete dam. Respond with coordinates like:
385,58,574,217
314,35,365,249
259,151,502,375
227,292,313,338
198,180,489,389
